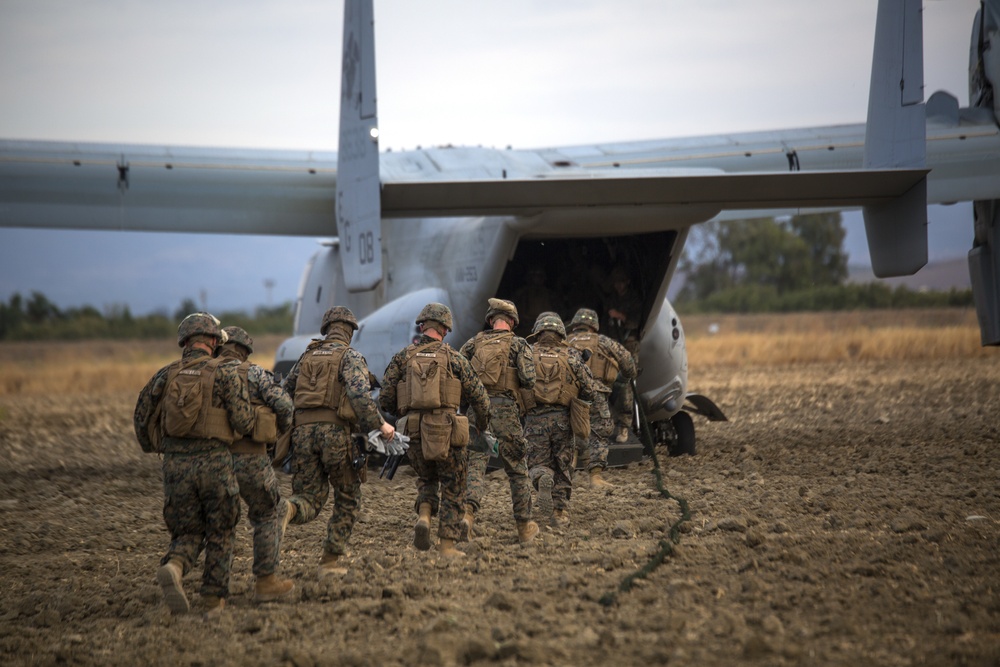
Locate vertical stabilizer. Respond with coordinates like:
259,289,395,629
862,0,928,278
337,0,382,292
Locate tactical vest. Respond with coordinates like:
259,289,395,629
160,356,236,443
230,362,279,454
469,331,520,394
396,341,462,414
292,342,355,428
532,344,580,407
567,332,620,385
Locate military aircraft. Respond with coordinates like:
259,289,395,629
1,0,999,460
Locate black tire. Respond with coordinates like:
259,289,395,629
668,411,696,457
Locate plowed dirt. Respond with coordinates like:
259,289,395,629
1,357,998,666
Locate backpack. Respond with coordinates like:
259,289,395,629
532,346,578,406
293,344,349,410
397,341,462,413
469,331,514,389
161,356,232,441
567,332,620,385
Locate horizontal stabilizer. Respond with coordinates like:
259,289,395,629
380,169,928,219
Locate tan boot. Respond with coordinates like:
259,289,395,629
615,425,630,443
254,574,295,602
535,472,554,521
589,468,614,488
438,538,466,558
517,520,539,544
459,510,475,542
156,558,189,615
202,595,225,621
414,502,433,551
317,552,349,579
551,509,569,528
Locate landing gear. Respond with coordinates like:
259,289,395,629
652,411,696,457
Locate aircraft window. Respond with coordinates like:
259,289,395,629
315,285,322,303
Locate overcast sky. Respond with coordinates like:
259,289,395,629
0,0,983,315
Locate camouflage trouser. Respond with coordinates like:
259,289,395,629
408,433,468,542
466,399,533,523
160,448,240,598
525,409,574,513
288,423,360,557
576,391,613,472
612,340,640,427
232,452,282,576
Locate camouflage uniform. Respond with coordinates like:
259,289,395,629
217,338,294,578
284,330,385,558
567,309,638,472
525,328,598,516
460,328,536,525
380,334,491,543
134,346,253,600
603,267,643,432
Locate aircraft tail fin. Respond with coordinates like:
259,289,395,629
862,0,928,278
337,0,382,292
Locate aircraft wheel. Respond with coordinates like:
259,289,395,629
667,411,696,457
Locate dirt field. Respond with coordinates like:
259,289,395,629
1,353,998,665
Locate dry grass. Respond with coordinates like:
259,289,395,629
0,335,285,398
682,308,995,368
0,313,995,397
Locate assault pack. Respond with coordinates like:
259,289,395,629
293,342,357,427
532,345,580,407
396,340,463,413
567,332,620,385
469,331,520,393
233,362,279,447
159,356,236,444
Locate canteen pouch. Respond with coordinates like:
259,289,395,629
450,414,470,447
570,397,592,439
252,406,278,444
419,412,452,461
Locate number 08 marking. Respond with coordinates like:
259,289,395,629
358,231,375,265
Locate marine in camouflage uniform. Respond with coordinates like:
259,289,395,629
216,326,295,600
524,313,598,527
459,298,539,544
566,308,638,487
379,302,491,557
281,307,394,578
133,313,254,618
603,265,643,442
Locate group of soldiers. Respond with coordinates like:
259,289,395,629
134,297,637,619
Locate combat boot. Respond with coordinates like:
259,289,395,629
254,574,295,602
459,510,475,542
202,595,225,621
156,558,189,615
414,502,433,551
517,520,540,544
317,552,349,579
535,472,554,521
589,468,614,488
551,509,569,528
438,539,466,558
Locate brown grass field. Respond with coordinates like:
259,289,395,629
0,309,989,398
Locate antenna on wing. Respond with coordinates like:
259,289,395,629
862,0,928,278
337,0,382,292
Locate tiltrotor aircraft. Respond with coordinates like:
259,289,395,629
1,0,999,460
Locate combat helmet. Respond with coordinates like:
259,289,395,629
321,306,358,334
569,308,600,332
177,312,223,347
532,313,566,339
485,298,519,327
222,326,254,354
416,302,453,331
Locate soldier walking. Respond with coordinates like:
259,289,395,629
524,313,598,527
379,303,491,557
279,307,395,579
565,308,638,487
216,326,296,601
133,313,254,619
459,299,539,544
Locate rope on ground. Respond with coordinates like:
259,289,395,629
598,397,690,607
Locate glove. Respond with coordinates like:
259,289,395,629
483,430,499,457
367,430,411,457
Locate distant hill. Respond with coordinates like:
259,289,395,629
847,257,970,291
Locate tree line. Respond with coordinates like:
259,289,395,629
0,292,294,341
675,213,973,313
